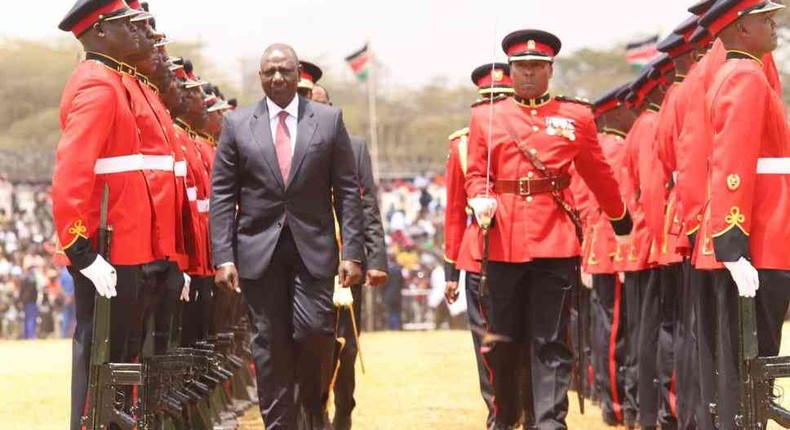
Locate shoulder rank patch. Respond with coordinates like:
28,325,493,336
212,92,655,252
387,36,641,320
555,94,593,107
470,94,509,108
447,127,470,141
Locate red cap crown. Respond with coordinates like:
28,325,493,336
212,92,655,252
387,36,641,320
65,0,132,37
701,0,785,37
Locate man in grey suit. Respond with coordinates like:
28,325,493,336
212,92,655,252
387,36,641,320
210,44,363,430
312,83,388,430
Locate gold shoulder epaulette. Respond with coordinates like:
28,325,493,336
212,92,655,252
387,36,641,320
556,94,593,107
447,127,470,141
470,94,509,108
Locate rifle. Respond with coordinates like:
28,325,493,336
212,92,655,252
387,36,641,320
82,184,143,430
735,297,790,429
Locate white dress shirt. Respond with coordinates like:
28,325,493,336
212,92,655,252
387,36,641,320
266,96,299,155
217,96,300,269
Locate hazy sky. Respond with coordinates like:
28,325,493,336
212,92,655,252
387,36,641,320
2,0,695,88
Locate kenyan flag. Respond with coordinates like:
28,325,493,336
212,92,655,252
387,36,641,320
345,44,371,82
626,35,659,70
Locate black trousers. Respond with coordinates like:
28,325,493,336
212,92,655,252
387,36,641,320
333,283,362,428
676,260,700,430
485,258,575,430
692,266,717,430
240,228,336,430
181,275,213,347
466,271,497,428
711,269,790,430
623,271,648,426
70,265,146,430
464,271,534,430
591,274,627,424
637,267,677,429
138,262,183,355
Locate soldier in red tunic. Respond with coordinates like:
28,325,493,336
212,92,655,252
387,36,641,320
168,61,217,346
445,62,529,429
464,29,633,429
693,1,788,428
54,1,156,428
119,2,192,356
584,83,637,427
652,14,716,429
631,53,680,430
670,1,784,427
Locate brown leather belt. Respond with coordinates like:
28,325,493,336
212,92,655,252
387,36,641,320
493,173,571,196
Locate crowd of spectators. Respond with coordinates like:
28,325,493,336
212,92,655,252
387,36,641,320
373,175,467,331
0,172,467,340
0,175,75,340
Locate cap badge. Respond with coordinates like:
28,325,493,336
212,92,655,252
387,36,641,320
527,40,536,50
492,69,504,82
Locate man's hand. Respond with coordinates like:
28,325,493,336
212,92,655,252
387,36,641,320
365,269,389,288
445,281,460,304
723,257,760,298
338,260,362,287
581,272,593,289
80,255,117,298
468,196,497,228
333,280,354,307
215,264,240,293
180,273,191,302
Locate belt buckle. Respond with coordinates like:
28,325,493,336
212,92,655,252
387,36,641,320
518,177,531,196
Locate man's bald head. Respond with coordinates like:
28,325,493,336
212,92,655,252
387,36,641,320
259,43,300,108
261,43,299,66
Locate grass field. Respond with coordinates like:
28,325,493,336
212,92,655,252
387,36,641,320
2,329,790,429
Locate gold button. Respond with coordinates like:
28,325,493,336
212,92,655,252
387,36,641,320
526,196,534,203
530,148,538,155
527,171,535,179
532,125,539,132
727,174,741,191
531,110,538,116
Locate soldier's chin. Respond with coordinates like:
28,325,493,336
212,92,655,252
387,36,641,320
516,84,542,99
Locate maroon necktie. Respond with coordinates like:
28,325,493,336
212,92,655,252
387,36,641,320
274,110,292,181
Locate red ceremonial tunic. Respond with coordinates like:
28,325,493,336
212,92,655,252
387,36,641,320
673,41,782,267
651,81,685,265
174,121,213,276
621,108,660,272
585,131,629,275
464,96,627,263
444,127,483,275
121,74,180,262
696,54,790,270
52,58,155,269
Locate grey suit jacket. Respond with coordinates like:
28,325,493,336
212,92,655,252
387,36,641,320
210,96,363,280
348,136,387,272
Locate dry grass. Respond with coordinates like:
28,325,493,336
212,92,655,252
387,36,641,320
3,329,790,430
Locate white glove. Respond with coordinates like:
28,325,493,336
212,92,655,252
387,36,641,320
723,257,760,298
79,255,117,298
333,278,354,308
180,273,191,302
618,272,625,284
468,196,497,228
581,272,593,289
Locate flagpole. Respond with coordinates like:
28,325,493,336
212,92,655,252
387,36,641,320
364,39,379,333
366,39,380,184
